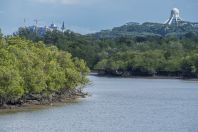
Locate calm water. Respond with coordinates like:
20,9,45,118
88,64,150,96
0,76,198,132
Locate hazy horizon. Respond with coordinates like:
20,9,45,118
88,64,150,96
0,0,198,35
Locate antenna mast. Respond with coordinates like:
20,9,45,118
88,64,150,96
33,19,39,34
24,18,26,27
34,19,39,27
61,21,65,32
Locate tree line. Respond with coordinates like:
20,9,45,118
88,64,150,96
15,27,198,78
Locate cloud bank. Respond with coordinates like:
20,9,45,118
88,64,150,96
33,0,80,5
31,0,100,5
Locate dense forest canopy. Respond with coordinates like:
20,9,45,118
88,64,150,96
0,34,89,106
15,25,198,78
16,28,100,68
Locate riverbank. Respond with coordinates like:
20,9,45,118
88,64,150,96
0,89,88,112
91,72,198,81
0,98,83,114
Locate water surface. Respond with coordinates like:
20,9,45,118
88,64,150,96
0,76,198,132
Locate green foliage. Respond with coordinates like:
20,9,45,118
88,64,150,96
15,26,198,78
181,52,198,77
0,36,89,105
0,66,24,103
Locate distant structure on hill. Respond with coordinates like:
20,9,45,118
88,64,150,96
165,8,183,25
164,8,198,27
90,8,198,38
24,21,65,36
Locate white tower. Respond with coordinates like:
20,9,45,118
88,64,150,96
165,8,182,25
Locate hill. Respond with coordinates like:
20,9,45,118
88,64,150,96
89,22,198,38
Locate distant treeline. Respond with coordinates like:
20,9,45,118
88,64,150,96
0,33,89,106
15,27,198,78
90,22,198,38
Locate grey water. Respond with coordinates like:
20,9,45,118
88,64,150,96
0,76,198,132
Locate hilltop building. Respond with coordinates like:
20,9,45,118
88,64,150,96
49,23,58,31
164,8,198,27
165,8,182,25
25,21,65,36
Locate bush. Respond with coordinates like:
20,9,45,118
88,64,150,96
0,36,90,105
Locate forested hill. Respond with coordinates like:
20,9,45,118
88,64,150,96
89,22,198,38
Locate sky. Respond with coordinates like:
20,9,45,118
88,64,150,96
0,0,198,35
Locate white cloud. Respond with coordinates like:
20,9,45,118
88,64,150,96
33,0,80,5
31,0,100,5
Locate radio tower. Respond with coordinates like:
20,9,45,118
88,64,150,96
34,19,39,27
165,8,182,25
33,19,39,34
61,21,65,32
24,18,26,27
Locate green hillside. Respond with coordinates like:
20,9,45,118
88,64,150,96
90,22,198,38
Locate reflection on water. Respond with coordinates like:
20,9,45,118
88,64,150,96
0,76,198,132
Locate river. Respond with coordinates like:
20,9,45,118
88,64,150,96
0,76,198,132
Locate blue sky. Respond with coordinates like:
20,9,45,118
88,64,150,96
0,0,198,34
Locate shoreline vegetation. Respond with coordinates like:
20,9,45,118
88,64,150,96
91,71,198,80
94,70,198,80
0,36,90,110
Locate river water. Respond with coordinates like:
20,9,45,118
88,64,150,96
0,76,198,132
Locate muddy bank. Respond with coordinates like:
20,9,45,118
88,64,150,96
93,70,198,80
0,89,88,111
